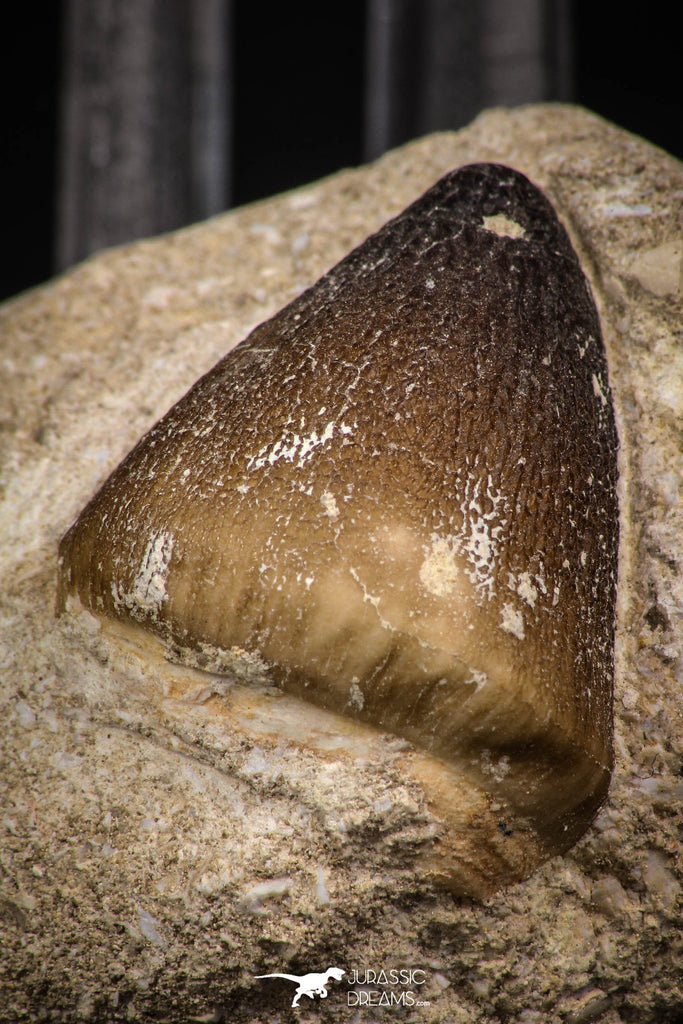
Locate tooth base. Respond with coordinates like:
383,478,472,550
88,613,556,900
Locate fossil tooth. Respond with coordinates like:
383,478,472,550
57,163,619,898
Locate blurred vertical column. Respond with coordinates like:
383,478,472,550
56,0,231,272
364,0,573,159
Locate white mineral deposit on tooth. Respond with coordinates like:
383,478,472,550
111,530,173,620
57,163,619,900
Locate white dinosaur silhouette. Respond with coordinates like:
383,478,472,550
255,966,345,1007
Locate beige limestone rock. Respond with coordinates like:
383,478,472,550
1,104,681,1022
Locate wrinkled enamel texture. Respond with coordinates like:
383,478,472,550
57,163,619,898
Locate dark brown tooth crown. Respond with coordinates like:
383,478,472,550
57,163,619,898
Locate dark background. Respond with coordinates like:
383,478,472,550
2,1,680,304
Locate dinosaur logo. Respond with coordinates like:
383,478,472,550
255,966,345,1007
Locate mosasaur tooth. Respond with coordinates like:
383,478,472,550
57,163,619,899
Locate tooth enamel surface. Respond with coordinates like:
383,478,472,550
57,163,619,898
